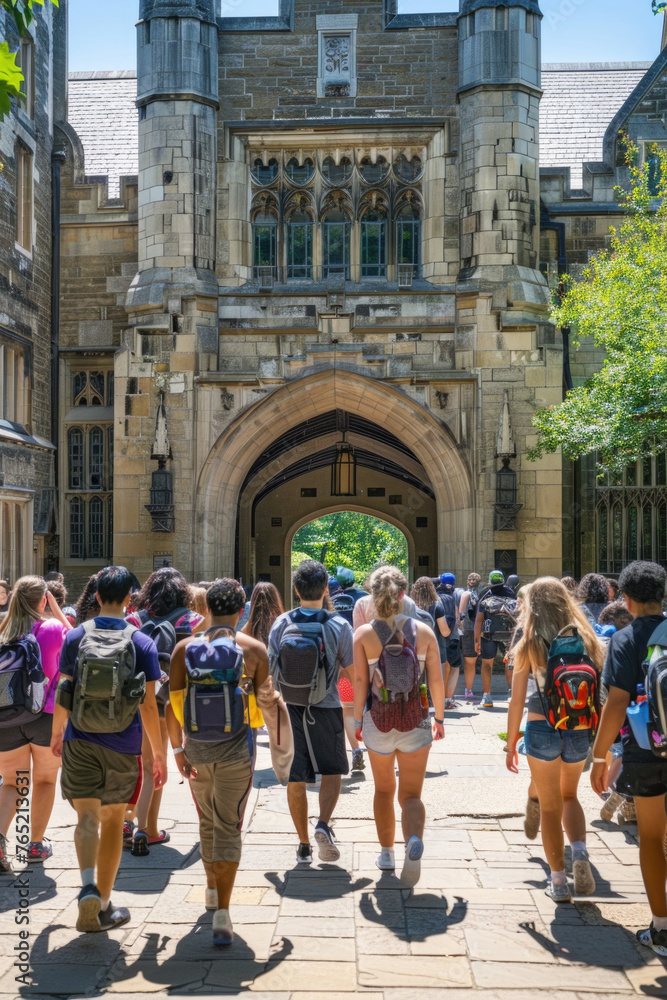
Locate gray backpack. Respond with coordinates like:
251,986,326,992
71,621,146,733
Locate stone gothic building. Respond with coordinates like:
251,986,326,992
47,0,667,595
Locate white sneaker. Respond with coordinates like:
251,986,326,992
375,847,395,871
400,835,424,888
212,908,234,947
205,887,217,911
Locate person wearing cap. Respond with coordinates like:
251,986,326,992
435,573,463,707
474,571,518,709
335,568,368,604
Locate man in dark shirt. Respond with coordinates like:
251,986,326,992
474,571,517,709
592,560,667,957
51,566,165,934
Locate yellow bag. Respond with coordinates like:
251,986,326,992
247,692,264,729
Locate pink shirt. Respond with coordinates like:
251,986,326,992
33,619,68,714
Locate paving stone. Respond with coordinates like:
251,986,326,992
25,964,104,995
278,896,354,918
123,922,275,962
186,885,269,906
471,961,633,992
274,917,355,938
359,955,472,988
271,935,355,962
384,992,580,1000
356,925,411,955
249,960,358,992
465,925,560,964
577,901,652,928
623,961,667,996
104,960,208,993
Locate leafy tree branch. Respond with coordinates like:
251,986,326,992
0,0,58,118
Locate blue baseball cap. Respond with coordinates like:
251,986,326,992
440,572,456,587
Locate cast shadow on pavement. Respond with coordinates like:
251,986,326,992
0,867,57,912
265,867,373,899
358,871,468,940
523,855,625,898
23,919,295,997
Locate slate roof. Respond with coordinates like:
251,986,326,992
540,62,652,188
67,62,655,197
67,71,139,198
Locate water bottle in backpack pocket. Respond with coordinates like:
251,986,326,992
275,610,330,707
535,625,600,732
0,634,47,728
643,623,667,759
71,623,146,733
184,633,246,742
369,618,426,734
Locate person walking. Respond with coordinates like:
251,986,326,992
125,567,203,854
269,560,353,865
435,573,463,706
354,566,445,887
577,573,611,625
459,572,481,702
410,576,450,703
474,570,518,709
167,577,272,947
591,561,667,956
0,577,71,871
50,566,166,932
241,581,285,647
506,577,603,902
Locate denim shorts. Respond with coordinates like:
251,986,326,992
523,719,591,764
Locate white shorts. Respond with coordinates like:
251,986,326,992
362,712,433,756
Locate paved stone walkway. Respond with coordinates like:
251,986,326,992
1,677,666,998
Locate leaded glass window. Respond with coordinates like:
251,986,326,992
285,157,314,184
396,204,421,278
70,498,84,559
322,156,352,185
68,428,84,490
88,497,104,559
251,158,278,184
323,211,350,278
596,451,667,571
89,427,104,490
287,221,313,279
361,212,386,278
253,220,277,275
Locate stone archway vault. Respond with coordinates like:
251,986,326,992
195,368,475,580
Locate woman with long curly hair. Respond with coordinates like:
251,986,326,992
577,572,611,624
241,582,285,647
0,576,71,868
354,566,444,886
506,577,604,902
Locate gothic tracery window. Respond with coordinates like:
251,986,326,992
597,452,667,572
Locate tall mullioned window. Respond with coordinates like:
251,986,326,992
597,451,667,572
249,149,423,283
15,144,33,252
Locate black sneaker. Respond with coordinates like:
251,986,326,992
99,902,131,931
131,831,150,857
296,842,313,864
637,924,667,957
314,821,340,863
76,884,102,933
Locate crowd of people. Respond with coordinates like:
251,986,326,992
0,559,666,958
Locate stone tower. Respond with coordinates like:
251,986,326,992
116,0,220,576
457,0,546,309
126,0,219,326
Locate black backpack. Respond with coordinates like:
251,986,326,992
479,592,518,641
643,619,667,759
332,592,356,627
0,633,47,728
466,589,479,623
138,619,178,707
275,609,332,707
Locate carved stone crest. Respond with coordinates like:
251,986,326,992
220,388,235,411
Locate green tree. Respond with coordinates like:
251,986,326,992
292,512,409,580
0,0,58,119
529,141,667,472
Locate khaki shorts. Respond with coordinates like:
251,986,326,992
190,756,254,864
61,739,141,806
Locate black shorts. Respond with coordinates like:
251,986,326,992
481,637,507,660
287,705,349,784
0,713,52,753
461,630,476,658
445,638,462,671
616,761,667,799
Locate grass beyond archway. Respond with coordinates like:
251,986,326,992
291,511,409,582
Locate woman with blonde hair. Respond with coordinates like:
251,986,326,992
0,576,71,869
506,577,604,902
354,566,445,886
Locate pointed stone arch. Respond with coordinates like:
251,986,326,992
195,369,475,580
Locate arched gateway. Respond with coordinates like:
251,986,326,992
195,369,474,591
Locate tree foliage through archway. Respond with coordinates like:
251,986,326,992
291,512,408,580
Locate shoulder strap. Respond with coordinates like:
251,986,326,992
371,619,399,647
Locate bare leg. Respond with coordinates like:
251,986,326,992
144,718,169,839
97,802,127,901
0,745,31,837
134,731,154,834
635,794,667,918
287,782,310,843
527,755,565,872
446,668,460,701
29,744,61,842
463,656,477,692
366,750,397,848
212,860,239,910
72,798,102,875
318,774,341,825
560,759,587,846
481,658,494,695
396,745,430,843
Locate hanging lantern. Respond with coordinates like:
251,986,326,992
331,437,356,497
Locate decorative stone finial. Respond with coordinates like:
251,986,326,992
496,390,516,460
151,392,172,465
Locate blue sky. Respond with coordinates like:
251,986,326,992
68,0,663,72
